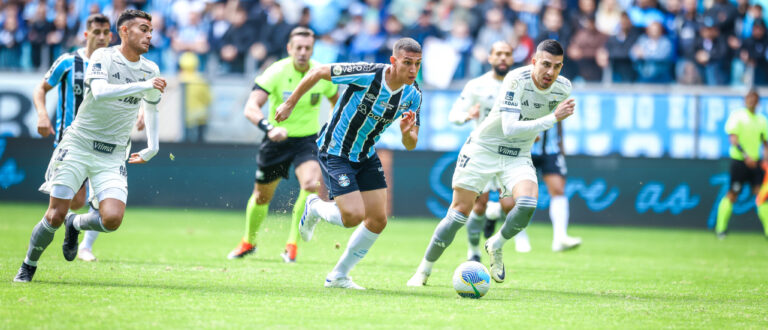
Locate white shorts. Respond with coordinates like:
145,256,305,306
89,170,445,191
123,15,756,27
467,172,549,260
39,133,129,203
452,142,537,198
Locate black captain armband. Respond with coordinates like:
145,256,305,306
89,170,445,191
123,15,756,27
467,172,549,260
737,144,745,153
257,119,275,132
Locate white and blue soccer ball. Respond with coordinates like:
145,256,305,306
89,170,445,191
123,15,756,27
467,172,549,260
452,261,491,299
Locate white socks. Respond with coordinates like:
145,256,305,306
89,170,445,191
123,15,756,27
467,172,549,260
328,225,379,279
314,200,344,227
416,259,435,275
550,195,569,241
79,231,99,250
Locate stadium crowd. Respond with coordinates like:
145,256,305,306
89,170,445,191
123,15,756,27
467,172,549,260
1,0,767,85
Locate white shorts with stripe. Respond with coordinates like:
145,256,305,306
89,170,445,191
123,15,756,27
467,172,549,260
452,141,537,198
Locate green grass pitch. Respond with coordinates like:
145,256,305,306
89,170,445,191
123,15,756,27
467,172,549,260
1,202,767,328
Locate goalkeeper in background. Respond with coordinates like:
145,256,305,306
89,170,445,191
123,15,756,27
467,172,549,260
227,27,339,262
715,89,768,239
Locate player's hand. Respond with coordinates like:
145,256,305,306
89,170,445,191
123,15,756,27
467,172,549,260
267,127,288,142
135,110,145,131
37,117,55,137
745,156,757,168
400,111,416,133
275,103,294,122
128,152,148,164
554,99,575,122
467,104,481,121
150,77,167,93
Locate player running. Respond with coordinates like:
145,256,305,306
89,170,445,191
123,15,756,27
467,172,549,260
14,9,165,282
33,13,112,262
408,40,575,286
447,41,523,261
226,27,339,263
275,38,422,290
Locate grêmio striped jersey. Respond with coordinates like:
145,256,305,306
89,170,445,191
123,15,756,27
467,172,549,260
44,48,89,146
318,63,422,162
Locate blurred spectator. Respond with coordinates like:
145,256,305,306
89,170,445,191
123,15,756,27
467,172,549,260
349,19,384,62
705,0,738,36
28,4,51,70
144,11,171,72
695,19,731,85
674,0,702,84
252,2,294,68
206,2,230,67
598,12,641,82
568,0,596,32
628,0,666,28
388,0,428,27
378,15,405,62
171,10,209,67
472,7,514,73
511,0,544,41
536,6,576,78
306,0,347,34
104,0,134,44
631,21,674,82
219,6,256,73
447,20,473,79
510,20,534,65
408,9,442,46
568,15,607,81
740,19,768,85
312,33,341,63
178,52,212,143
46,10,71,60
741,4,764,39
596,0,623,35
0,8,24,70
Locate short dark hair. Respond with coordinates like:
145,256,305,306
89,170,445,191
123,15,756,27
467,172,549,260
747,88,760,98
393,37,421,56
117,9,152,29
289,26,315,41
86,13,110,30
536,39,564,56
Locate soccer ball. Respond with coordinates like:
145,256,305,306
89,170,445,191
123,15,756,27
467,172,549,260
452,261,491,299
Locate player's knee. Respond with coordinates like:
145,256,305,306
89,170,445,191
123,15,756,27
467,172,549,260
472,202,487,215
340,209,365,228
45,207,69,227
364,216,387,234
299,179,321,192
101,214,123,231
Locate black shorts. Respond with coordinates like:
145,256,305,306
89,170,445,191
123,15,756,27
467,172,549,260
255,135,318,184
319,151,387,200
532,153,567,176
729,159,764,194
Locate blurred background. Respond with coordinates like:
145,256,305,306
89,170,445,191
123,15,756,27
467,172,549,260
1,0,767,232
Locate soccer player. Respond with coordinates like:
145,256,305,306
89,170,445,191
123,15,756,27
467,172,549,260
715,89,768,239
529,126,582,251
226,27,339,262
407,40,575,286
14,9,165,282
33,13,112,263
274,38,422,289
448,41,522,261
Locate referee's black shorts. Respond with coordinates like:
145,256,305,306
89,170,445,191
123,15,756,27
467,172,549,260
255,134,318,184
729,159,764,194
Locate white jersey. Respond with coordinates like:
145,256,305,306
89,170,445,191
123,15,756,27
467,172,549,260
449,71,503,127
471,65,571,157
67,46,161,146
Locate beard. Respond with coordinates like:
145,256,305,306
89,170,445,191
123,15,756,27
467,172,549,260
492,65,510,77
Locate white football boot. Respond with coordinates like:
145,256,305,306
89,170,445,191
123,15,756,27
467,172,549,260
325,276,365,290
406,271,430,287
552,236,582,252
299,194,321,242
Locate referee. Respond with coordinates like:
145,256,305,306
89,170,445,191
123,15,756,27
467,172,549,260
227,27,339,262
715,89,768,239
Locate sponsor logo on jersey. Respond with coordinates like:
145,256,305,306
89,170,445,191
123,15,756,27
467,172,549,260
534,103,542,108
92,141,116,154
118,96,141,105
504,91,515,101
497,146,520,157
356,104,395,124
332,65,343,75
549,100,559,111
338,174,351,187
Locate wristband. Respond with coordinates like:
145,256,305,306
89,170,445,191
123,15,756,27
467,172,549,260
257,119,274,132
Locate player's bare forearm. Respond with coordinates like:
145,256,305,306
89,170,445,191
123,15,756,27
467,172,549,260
402,127,419,150
244,89,269,126
33,82,55,136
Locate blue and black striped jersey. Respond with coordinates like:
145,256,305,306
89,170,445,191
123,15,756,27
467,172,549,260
318,63,422,162
43,48,88,146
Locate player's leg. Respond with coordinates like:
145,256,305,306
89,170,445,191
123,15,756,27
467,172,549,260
325,188,387,290
408,187,476,286
70,182,87,211
750,166,768,237
74,181,98,262
228,178,281,259
466,191,489,261
716,160,744,238
283,154,322,263
14,192,72,282
505,196,532,253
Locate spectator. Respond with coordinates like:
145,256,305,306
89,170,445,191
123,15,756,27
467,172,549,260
206,2,230,68
705,0,738,36
27,4,51,70
178,52,212,143
472,7,514,73
253,2,294,67
388,0,428,27
631,21,674,82
596,0,623,35
378,15,405,62
349,20,384,62
219,6,256,73
568,0,597,32
628,0,666,28
447,20,473,79
144,11,171,72
171,10,210,66
598,12,641,82
568,15,608,81
740,19,768,85
511,20,535,66
742,4,764,39
511,0,545,40
0,9,24,70
408,9,442,46
536,6,576,78
695,18,731,85
46,10,70,60
674,0,702,83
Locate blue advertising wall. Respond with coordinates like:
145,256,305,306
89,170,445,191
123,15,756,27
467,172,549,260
1,138,763,231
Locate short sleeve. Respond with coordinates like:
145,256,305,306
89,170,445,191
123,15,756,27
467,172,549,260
254,62,281,93
45,54,72,87
330,63,383,86
324,80,339,98
724,112,740,135
85,48,110,84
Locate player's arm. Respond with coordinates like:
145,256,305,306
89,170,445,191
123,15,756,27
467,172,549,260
33,81,55,137
400,95,421,150
89,78,166,100
448,86,479,125
243,87,287,142
274,65,332,122
500,99,575,137
129,101,159,164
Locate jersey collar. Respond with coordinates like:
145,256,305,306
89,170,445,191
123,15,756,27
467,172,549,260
382,65,405,94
